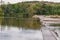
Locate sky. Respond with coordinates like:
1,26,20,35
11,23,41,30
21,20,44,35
0,0,60,4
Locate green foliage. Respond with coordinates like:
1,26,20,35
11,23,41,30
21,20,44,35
1,2,60,17
50,24,60,26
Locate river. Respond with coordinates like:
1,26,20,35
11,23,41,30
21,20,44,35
0,16,60,40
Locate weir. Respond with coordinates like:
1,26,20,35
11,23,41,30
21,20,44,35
33,15,60,40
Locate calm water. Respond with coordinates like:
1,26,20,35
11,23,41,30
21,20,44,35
0,26,43,40
0,18,43,40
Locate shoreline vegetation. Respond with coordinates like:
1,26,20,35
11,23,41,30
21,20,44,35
49,15,60,18
0,1,60,29
50,24,60,26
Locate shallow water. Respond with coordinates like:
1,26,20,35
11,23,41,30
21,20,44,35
0,26,43,40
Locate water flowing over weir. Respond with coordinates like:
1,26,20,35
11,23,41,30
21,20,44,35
33,15,60,40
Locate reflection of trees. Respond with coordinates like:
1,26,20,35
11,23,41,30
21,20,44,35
2,6,10,26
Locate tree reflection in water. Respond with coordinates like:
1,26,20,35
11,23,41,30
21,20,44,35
0,18,41,31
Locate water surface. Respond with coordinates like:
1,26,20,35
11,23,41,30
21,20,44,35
0,26,43,40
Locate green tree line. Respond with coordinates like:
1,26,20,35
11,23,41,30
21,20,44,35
0,1,60,17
